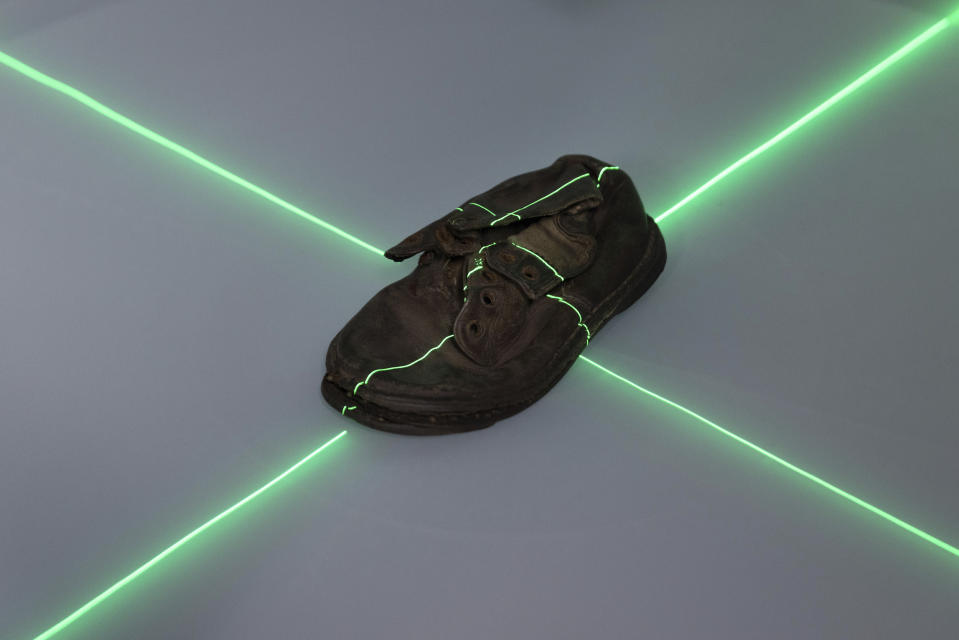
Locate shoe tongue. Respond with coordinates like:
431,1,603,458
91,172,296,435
384,219,495,262
384,218,479,262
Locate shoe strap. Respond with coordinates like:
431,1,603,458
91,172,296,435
385,155,611,262
447,161,603,232
477,211,596,299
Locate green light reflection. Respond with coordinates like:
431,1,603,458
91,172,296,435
2,10,957,638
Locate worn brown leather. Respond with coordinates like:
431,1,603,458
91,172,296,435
322,154,666,434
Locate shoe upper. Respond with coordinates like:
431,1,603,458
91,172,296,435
325,154,653,416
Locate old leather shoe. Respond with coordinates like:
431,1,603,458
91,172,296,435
321,154,666,434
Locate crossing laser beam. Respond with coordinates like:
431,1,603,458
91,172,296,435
3,10,957,639
2,8,955,563
0,11,950,245
30,430,347,640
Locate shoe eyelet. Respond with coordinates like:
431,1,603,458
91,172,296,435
521,265,538,280
481,290,495,306
467,320,484,337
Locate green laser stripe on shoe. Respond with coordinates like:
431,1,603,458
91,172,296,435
468,202,497,216
463,261,485,299
29,430,348,640
1,13,955,612
465,264,484,280
511,243,564,281
483,163,618,226
577,355,959,560
352,334,456,396
488,172,592,226
1,16,950,250
546,294,591,344
596,165,620,185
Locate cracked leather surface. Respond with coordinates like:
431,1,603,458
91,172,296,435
322,153,666,433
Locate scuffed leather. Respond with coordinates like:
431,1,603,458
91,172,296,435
481,242,564,300
447,161,603,231
453,264,529,366
323,153,665,432
385,155,606,262
373,155,624,371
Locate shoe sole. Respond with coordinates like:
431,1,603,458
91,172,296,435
321,215,667,435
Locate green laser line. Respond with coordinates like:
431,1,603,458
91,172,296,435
352,334,455,395
577,356,959,559
0,15,949,252
546,294,591,344
595,165,620,185
29,430,347,640
510,242,565,281
653,16,952,224
333,11,955,561
489,173,591,226
0,52,383,258
468,201,497,216
3,17,956,639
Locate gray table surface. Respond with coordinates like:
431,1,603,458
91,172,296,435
2,1,958,638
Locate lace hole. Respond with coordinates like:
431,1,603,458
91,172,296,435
468,321,483,336
481,291,495,306
522,265,538,280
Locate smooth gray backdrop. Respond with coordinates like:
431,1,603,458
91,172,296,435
2,1,957,638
